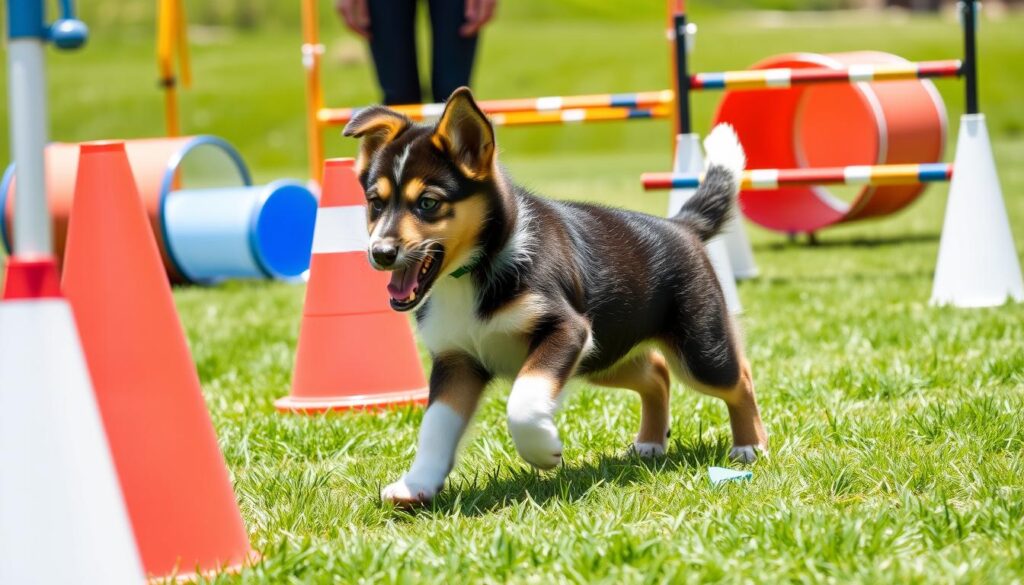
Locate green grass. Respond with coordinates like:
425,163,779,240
3,5,1024,584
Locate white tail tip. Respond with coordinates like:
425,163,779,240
703,123,746,178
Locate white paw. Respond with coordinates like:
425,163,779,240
630,441,666,458
729,444,766,464
507,375,564,470
381,477,439,506
509,417,563,470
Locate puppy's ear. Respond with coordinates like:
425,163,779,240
343,106,412,173
432,87,495,180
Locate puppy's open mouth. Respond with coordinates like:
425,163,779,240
386,245,445,311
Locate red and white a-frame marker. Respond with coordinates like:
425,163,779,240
0,2,144,582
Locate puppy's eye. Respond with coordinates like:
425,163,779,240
368,198,384,212
417,196,440,212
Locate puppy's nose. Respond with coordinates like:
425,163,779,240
371,242,399,267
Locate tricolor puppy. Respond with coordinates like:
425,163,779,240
343,87,768,506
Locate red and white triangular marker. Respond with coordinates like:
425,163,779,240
0,257,145,584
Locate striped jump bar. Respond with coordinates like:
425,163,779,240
318,90,674,126
641,163,953,190
690,59,962,91
489,105,670,126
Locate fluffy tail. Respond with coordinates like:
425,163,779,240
673,124,746,241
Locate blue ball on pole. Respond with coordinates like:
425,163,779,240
48,19,88,50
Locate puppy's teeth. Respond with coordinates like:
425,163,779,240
409,291,416,301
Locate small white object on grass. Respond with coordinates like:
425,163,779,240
708,467,753,486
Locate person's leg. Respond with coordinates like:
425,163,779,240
427,0,479,103
367,0,422,104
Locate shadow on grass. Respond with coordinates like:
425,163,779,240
425,432,733,517
754,232,940,251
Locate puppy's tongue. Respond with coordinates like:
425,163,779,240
387,262,421,300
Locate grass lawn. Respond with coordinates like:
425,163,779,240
3,5,1024,583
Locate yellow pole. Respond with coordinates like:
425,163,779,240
302,0,325,184
175,0,191,88
157,0,190,137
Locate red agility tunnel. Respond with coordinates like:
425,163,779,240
714,51,947,234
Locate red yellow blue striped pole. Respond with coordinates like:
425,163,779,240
489,106,670,127
691,59,962,91
319,91,674,126
641,163,953,190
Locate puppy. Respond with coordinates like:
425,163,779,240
343,88,767,505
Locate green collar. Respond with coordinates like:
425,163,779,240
449,252,483,279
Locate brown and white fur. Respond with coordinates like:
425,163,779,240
343,88,768,506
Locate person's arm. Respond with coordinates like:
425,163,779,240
460,0,497,37
336,0,371,39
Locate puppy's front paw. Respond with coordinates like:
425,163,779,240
509,418,563,470
729,444,767,464
381,477,439,506
629,441,666,458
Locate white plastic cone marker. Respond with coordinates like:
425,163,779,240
722,214,759,280
0,299,145,584
667,133,743,313
931,114,1024,307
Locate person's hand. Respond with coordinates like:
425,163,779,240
460,0,497,37
336,0,371,39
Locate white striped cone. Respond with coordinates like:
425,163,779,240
931,114,1024,307
667,133,743,314
277,158,428,412
1,280,145,584
722,215,760,280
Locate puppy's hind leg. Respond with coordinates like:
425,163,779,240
587,349,672,457
665,311,768,463
699,358,768,463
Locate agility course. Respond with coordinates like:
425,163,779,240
3,1,1024,583
654,0,1020,308
300,0,1021,312
289,0,1022,396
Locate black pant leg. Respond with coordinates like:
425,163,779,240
368,0,422,104
426,0,479,103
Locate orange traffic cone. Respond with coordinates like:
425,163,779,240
61,142,255,580
276,158,428,412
